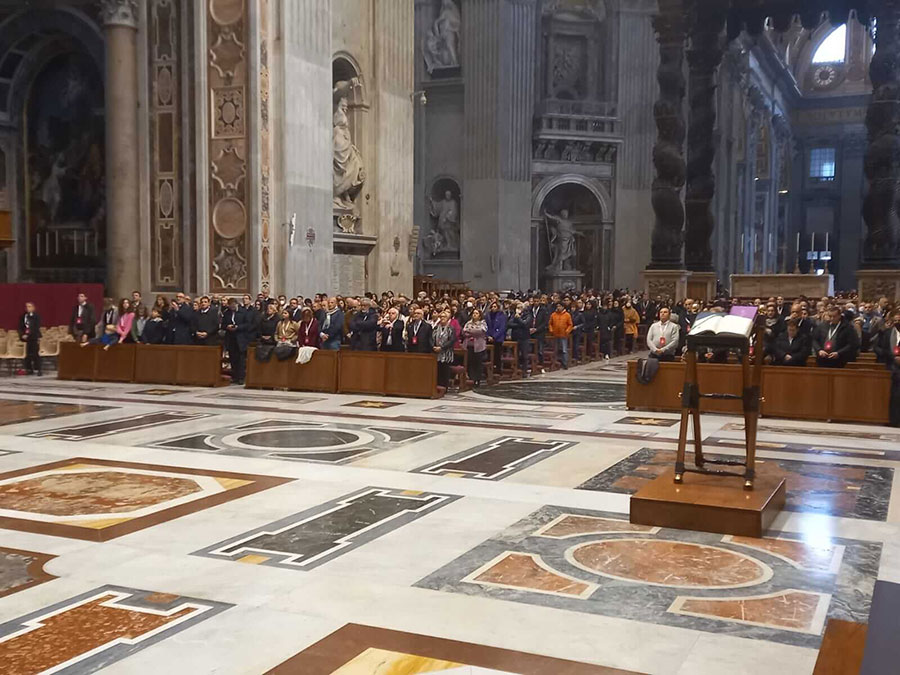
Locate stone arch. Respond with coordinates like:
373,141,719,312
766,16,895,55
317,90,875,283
0,8,106,283
531,174,611,222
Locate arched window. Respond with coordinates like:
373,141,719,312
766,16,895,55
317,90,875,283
812,24,847,63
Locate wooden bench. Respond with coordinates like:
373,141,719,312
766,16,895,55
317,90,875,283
246,347,439,399
58,342,225,387
626,360,891,424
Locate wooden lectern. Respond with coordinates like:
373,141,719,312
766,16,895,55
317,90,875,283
674,319,765,490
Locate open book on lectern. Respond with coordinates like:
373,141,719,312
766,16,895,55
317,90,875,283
688,306,758,339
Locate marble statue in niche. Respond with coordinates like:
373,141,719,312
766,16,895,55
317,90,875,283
427,189,460,254
423,0,461,74
544,210,580,272
332,81,365,221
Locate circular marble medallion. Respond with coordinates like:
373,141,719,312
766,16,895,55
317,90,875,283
232,428,365,450
212,197,247,240
476,380,626,403
209,0,243,25
566,538,772,589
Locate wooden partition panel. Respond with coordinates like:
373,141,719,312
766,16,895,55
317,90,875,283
288,349,339,393
134,345,179,384
59,343,222,387
58,342,97,381
383,353,438,398
627,361,891,424
246,349,290,389
93,343,137,382
175,346,223,386
338,351,388,395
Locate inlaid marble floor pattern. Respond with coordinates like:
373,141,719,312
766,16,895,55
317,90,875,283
0,359,897,675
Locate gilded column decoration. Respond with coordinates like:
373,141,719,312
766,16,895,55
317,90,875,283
259,0,271,294
148,0,182,290
683,0,726,272
208,0,250,291
862,1,900,268
649,0,687,269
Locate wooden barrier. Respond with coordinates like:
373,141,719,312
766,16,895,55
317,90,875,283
626,360,891,424
246,348,438,399
245,347,338,392
58,342,225,386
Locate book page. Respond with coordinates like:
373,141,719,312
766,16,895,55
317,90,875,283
688,314,723,335
716,314,755,337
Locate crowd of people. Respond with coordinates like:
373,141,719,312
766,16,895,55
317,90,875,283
44,289,647,387
14,288,899,424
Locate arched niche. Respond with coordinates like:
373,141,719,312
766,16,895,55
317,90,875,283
532,177,610,290
424,175,460,258
0,8,105,283
332,53,368,227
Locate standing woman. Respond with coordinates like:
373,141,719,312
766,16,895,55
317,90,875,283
255,301,280,362
132,305,150,342
623,300,640,353
154,295,170,321
297,307,320,348
463,308,488,387
116,298,135,344
432,310,456,389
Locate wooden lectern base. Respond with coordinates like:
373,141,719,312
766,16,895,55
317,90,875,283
630,468,786,538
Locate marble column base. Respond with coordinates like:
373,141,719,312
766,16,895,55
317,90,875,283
642,269,690,300
545,270,585,293
857,269,900,302
686,271,717,301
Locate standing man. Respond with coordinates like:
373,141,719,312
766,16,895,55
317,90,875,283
19,302,42,376
485,300,507,373
548,302,574,369
874,308,900,427
405,308,434,353
319,297,345,350
646,307,680,361
166,293,194,345
813,307,856,368
350,298,379,351
221,297,250,385
192,296,220,346
379,307,406,352
131,291,144,316
69,292,95,343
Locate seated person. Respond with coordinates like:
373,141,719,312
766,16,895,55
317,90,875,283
140,307,167,344
274,309,300,360
771,319,810,366
812,307,857,368
254,302,280,361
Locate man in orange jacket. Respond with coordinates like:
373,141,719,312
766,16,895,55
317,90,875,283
548,302,574,369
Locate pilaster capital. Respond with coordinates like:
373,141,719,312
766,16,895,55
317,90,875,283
100,0,139,29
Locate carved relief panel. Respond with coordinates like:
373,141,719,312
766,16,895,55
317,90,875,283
149,0,182,290
208,0,249,292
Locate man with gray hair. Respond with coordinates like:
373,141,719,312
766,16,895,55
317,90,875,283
647,307,680,362
319,297,344,350
350,297,379,351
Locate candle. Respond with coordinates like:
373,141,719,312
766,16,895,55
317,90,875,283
796,232,800,252
740,234,744,253
810,233,815,251
825,232,829,251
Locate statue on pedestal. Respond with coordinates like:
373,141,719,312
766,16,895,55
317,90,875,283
332,84,365,213
423,0,461,74
427,190,460,253
544,209,580,272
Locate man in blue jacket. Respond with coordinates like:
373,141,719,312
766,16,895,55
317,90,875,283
486,300,507,375
166,293,194,345
507,302,531,376
319,297,345,350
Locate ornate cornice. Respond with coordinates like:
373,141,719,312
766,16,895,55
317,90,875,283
100,0,139,29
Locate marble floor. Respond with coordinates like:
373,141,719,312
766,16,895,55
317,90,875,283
0,355,897,674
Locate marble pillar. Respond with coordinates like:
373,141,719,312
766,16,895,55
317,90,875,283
372,0,415,293
461,0,535,290
276,0,333,296
860,0,900,299
648,0,686,270
683,0,725,272
615,0,657,289
102,0,142,298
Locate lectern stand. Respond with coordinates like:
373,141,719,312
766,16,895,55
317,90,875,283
674,321,765,490
629,319,786,537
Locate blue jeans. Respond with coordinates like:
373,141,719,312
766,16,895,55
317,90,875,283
556,337,569,367
322,337,341,350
